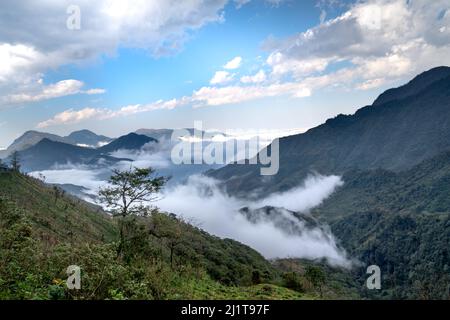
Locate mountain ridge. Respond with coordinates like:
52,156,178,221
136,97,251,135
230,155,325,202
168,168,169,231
12,132,154,172
1,129,113,157
209,66,450,198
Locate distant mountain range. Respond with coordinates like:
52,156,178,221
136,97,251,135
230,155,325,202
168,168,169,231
210,66,450,198
9,133,156,172
0,129,113,159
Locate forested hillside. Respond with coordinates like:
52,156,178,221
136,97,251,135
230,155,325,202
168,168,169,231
0,171,347,299
313,152,450,299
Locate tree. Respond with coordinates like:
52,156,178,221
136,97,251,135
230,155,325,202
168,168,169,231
148,213,183,268
98,167,167,256
10,151,21,172
305,265,326,297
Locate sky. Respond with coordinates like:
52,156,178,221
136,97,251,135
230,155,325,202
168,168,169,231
0,0,450,147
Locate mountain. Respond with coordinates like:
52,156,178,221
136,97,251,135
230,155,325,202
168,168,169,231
311,151,450,299
4,130,68,155
373,66,450,106
65,130,112,147
239,206,321,234
97,133,157,154
16,139,129,172
0,171,116,243
135,128,175,141
1,130,113,158
9,132,157,172
314,150,450,223
209,67,450,198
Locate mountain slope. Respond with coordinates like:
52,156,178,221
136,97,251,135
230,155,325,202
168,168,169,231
4,131,68,155
1,130,113,157
97,133,157,154
210,67,450,197
314,149,450,222
0,171,116,243
16,139,128,172
65,130,112,147
11,133,156,172
310,151,450,299
373,66,450,105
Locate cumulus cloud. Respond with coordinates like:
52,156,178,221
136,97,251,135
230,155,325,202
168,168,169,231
5,79,104,104
234,0,251,9
192,82,311,106
34,0,450,128
210,71,235,85
0,0,227,88
36,81,313,127
240,70,267,83
265,0,450,89
37,108,108,128
223,56,242,69
37,98,190,128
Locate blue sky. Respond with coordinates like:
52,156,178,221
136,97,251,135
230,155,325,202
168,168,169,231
0,0,449,147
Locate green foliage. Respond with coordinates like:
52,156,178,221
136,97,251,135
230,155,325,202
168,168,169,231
312,152,450,299
0,171,326,300
98,167,167,217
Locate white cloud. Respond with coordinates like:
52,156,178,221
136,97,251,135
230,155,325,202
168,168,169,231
34,0,450,128
29,159,351,266
192,82,311,106
241,70,266,83
37,97,190,128
158,174,351,266
265,0,450,89
84,88,106,95
0,0,227,89
36,78,314,127
356,78,386,90
37,107,108,128
223,56,242,69
210,71,234,85
0,43,45,83
267,53,330,78
234,0,251,9
5,79,104,104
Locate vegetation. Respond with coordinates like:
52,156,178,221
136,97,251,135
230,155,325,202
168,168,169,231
0,171,338,300
98,167,167,256
313,151,450,299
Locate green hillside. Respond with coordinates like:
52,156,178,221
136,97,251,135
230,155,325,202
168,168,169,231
313,151,450,299
0,171,116,243
0,171,335,300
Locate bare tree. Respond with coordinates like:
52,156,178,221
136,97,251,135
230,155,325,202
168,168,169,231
10,151,21,172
